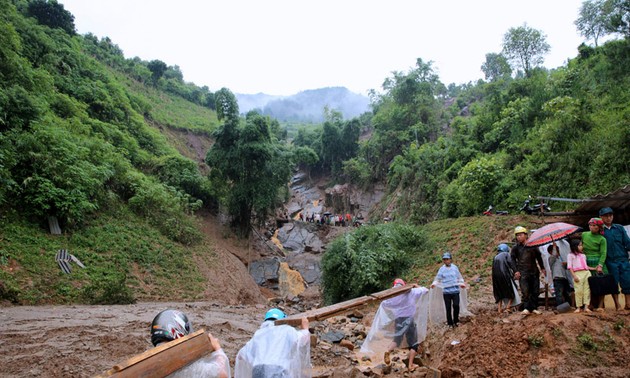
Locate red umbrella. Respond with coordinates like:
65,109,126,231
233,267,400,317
525,222,583,247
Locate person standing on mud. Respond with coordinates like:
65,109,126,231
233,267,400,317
600,207,630,310
511,226,546,315
235,308,311,378
492,243,520,314
431,252,466,327
582,218,609,311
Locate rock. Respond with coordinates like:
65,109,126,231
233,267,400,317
310,333,318,348
320,330,345,343
339,339,355,351
249,258,280,286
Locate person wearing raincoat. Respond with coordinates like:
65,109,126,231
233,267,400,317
235,308,311,378
150,309,231,378
492,243,521,313
360,279,429,371
431,252,467,327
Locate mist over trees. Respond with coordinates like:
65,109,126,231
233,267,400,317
236,87,370,123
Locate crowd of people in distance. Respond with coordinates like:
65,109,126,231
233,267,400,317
299,211,363,227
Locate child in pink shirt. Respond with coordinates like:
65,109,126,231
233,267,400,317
567,239,594,313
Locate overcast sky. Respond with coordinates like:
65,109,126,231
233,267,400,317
58,0,586,96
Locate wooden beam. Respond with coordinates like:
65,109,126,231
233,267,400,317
275,285,414,326
95,329,213,378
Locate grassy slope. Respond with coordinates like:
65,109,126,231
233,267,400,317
0,206,215,305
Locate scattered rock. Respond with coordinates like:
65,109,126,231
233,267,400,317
339,339,355,351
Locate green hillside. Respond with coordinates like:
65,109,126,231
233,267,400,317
0,0,225,304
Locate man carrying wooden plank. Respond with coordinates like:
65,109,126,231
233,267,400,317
235,308,311,378
151,309,230,378
360,279,430,372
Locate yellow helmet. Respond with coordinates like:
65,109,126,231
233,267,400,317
514,226,528,235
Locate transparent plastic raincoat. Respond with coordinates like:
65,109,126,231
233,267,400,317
427,283,473,324
168,349,231,378
359,286,429,363
235,321,311,378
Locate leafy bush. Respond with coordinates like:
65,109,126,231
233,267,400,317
321,223,428,304
81,273,135,305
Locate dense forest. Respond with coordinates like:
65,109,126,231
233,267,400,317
1,0,629,304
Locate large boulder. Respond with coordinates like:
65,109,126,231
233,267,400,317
276,222,323,253
249,258,280,288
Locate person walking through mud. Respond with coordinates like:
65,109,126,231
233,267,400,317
492,243,520,314
235,308,311,378
600,207,630,310
361,278,430,372
431,252,466,327
150,309,230,378
511,226,546,315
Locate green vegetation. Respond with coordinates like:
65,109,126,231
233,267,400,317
0,209,208,304
527,334,545,349
321,223,429,304
577,332,598,351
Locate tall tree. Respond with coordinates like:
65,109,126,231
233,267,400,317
575,0,612,46
502,24,550,76
206,110,291,236
481,53,512,81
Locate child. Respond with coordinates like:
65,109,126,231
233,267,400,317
431,252,466,327
548,243,571,308
567,239,593,313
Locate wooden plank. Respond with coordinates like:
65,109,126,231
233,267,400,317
95,329,213,378
276,285,414,326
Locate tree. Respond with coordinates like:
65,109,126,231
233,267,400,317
214,87,239,124
147,60,167,84
206,111,291,236
575,0,612,46
481,53,512,81
27,0,75,35
607,0,630,37
502,24,550,76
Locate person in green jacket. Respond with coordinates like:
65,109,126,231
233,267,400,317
582,218,607,311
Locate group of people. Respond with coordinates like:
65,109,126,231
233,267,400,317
145,206,628,377
300,212,361,227
149,253,468,376
493,207,630,315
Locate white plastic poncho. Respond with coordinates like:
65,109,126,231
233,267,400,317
427,283,473,325
359,287,429,363
167,348,231,378
235,321,311,378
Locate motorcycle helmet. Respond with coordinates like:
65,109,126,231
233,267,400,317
497,243,510,253
150,309,193,346
264,308,287,321
514,226,528,235
393,278,406,287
